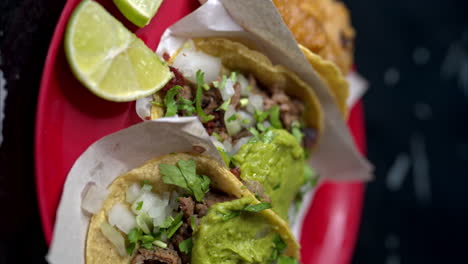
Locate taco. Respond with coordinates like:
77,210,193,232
85,153,299,264
142,38,322,220
273,0,354,116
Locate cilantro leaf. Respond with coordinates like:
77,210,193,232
217,147,231,167
142,242,153,249
243,202,272,212
269,106,283,129
160,164,188,190
227,114,237,122
195,70,215,122
160,160,211,202
164,86,183,117
167,220,183,238
160,216,175,229
219,75,227,90
230,71,237,82
136,201,143,211
190,215,197,230
220,211,240,221
128,228,142,243
248,127,259,137
178,98,195,116
217,98,231,111
141,235,155,244
212,132,222,141
179,238,193,254
254,110,269,123
126,242,137,255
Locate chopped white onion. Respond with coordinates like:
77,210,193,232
263,121,271,129
246,94,264,113
81,183,109,215
135,95,153,121
238,110,254,128
223,140,233,154
237,74,250,96
132,191,167,215
172,50,221,83
224,105,242,135
221,79,235,101
231,136,252,156
126,183,142,203
100,221,127,256
108,203,136,234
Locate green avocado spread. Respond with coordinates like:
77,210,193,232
191,196,278,264
232,129,305,219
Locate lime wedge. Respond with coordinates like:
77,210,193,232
65,0,172,102
114,0,163,27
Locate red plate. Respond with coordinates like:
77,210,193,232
35,1,366,263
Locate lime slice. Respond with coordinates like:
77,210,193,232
65,0,172,102
114,0,163,27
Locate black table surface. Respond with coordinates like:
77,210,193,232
1,0,467,263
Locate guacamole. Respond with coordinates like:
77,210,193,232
191,196,278,264
232,129,305,219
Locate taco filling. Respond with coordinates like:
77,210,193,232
96,159,297,264
145,39,321,220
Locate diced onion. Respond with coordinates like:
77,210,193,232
172,50,221,83
100,221,127,256
237,74,250,96
108,203,136,234
238,111,254,128
210,136,225,150
81,183,109,215
132,192,166,215
221,79,235,101
224,105,242,135
126,183,142,203
231,136,252,156
223,140,233,154
246,94,264,113
135,95,153,121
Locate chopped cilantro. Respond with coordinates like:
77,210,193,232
212,81,219,88
160,216,175,229
136,201,143,211
164,86,183,117
230,71,237,82
141,235,155,244
269,234,288,262
242,119,251,125
178,98,195,116
126,242,137,255
167,220,183,238
217,98,231,111
128,228,142,243
179,238,193,254
190,215,197,230
269,106,283,129
159,160,211,202
257,122,266,132
243,202,272,212
142,242,153,250
291,122,303,143
219,75,227,90
203,83,210,91
220,211,240,221
248,127,259,137
240,98,249,107
254,110,269,123
195,70,215,122
227,114,237,122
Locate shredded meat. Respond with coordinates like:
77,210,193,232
131,248,181,264
201,88,221,114
204,111,227,136
179,85,193,101
162,67,185,92
178,197,194,219
204,192,235,207
230,82,242,109
267,84,305,129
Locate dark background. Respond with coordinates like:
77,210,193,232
0,0,467,263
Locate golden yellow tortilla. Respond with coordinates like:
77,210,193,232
85,153,300,263
151,38,324,149
300,44,349,118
